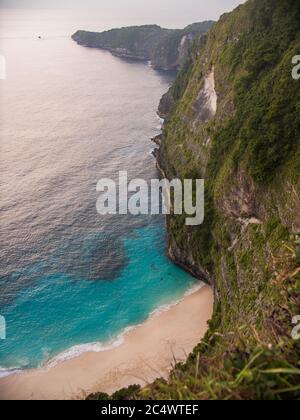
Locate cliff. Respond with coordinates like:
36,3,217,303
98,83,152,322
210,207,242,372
72,22,214,70
86,0,300,400
148,0,300,400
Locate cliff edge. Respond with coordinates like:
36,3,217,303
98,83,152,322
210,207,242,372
148,0,300,400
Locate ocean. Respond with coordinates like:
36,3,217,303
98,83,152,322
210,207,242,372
0,9,199,375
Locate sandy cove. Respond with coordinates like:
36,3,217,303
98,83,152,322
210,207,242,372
0,285,213,400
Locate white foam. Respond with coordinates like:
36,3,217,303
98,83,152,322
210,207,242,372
45,335,126,370
0,367,22,379
184,281,205,297
156,116,165,130
149,282,205,319
0,283,205,376
43,283,205,369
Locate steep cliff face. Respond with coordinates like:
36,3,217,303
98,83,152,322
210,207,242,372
158,0,300,282
72,22,214,70
149,0,300,399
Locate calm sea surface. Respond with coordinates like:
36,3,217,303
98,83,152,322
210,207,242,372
0,9,198,374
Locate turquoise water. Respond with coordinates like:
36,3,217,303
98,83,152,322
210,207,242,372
0,10,197,375
0,223,196,371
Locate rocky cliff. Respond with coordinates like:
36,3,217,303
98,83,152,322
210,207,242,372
86,0,300,400
147,0,300,399
72,22,214,70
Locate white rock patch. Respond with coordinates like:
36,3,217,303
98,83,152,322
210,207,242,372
194,67,218,122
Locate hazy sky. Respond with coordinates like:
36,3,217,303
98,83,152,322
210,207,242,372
0,0,246,24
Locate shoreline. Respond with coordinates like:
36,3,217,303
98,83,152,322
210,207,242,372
0,284,213,400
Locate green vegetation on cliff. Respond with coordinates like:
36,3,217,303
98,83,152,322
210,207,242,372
72,22,214,70
149,0,300,400
86,0,300,400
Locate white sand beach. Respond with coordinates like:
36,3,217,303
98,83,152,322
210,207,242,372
0,285,214,400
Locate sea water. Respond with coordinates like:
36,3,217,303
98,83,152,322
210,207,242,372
0,9,199,374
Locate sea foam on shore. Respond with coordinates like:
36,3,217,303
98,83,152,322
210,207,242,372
0,284,213,400
0,283,205,379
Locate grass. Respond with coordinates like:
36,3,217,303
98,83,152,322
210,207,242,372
136,238,300,400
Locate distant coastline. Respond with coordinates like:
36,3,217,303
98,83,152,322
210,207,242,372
72,22,214,71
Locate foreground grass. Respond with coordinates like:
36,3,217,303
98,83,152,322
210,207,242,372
87,238,300,401
138,238,300,401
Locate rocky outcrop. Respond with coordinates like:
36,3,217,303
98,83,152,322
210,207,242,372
72,22,214,71
168,239,212,285
158,92,176,118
